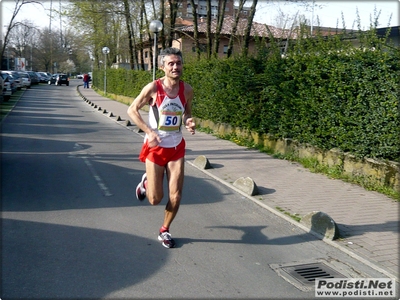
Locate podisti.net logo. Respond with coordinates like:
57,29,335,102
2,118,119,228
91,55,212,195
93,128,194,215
315,278,396,298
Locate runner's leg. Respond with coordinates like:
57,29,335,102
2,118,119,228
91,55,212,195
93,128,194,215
162,157,185,228
145,158,165,205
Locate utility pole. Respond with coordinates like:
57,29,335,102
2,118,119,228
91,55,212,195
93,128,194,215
50,0,53,73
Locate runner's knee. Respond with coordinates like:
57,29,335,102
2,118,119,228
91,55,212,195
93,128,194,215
148,193,163,205
169,191,182,205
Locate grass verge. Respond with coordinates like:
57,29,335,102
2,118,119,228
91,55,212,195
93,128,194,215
0,90,25,123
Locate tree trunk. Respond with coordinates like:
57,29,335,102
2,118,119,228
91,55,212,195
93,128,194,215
123,0,135,70
212,0,227,58
205,0,212,59
189,0,201,60
139,0,146,71
160,0,166,49
227,0,246,58
166,0,180,47
242,0,258,57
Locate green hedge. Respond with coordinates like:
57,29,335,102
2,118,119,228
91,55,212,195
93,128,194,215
91,27,400,162
92,68,158,98
259,29,400,161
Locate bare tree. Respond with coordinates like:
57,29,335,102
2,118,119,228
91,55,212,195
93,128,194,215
188,0,201,60
8,20,41,70
36,27,62,71
8,20,36,57
1,0,43,67
204,0,213,58
139,0,147,70
226,0,246,58
212,0,228,58
242,0,258,56
122,0,135,69
165,0,180,47
159,0,166,48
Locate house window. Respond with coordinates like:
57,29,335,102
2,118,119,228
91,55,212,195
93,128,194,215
223,45,229,54
145,51,148,58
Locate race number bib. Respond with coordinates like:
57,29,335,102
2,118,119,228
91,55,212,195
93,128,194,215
158,110,182,132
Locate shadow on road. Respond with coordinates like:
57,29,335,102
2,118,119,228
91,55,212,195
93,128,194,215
1,218,168,298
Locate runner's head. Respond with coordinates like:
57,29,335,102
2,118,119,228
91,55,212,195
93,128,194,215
159,48,183,79
160,48,183,66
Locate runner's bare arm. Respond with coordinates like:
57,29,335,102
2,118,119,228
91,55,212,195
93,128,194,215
183,83,195,135
127,82,161,145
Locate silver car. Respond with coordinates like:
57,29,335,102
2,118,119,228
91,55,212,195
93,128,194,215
26,71,40,85
18,72,31,89
38,72,50,83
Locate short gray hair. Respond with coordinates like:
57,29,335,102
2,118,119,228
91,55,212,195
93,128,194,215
159,47,183,66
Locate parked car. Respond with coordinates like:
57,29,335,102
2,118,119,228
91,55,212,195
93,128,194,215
1,71,17,93
2,71,22,90
0,73,3,101
18,72,31,89
1,72,13,101
76,74,83,79
0,73,3,90
50,74,69,86
36,73,45,83
48,74,58,85
37,72,50,83
26,71,40,85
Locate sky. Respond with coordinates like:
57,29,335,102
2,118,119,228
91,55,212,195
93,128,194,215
253,1,399,30
1,0,399,35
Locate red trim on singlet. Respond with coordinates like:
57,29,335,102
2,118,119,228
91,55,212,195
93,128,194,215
152,79,187,108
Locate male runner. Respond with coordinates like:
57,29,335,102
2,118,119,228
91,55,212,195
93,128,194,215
127,47,195,248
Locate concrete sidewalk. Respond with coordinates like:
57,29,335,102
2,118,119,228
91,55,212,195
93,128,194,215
77,86,399,281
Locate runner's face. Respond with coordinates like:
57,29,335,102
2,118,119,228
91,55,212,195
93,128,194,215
162,54,182,79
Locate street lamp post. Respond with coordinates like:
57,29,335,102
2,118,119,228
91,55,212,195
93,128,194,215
102,46,110,94
311,0,315,35
149,20,163,81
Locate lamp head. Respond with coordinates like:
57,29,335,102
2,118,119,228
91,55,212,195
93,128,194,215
149,20,163,33
102,47,110,54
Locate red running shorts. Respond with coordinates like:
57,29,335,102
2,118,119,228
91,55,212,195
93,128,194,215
139,138,186,166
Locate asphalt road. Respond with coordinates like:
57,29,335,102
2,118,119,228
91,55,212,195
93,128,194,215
1,80,390,299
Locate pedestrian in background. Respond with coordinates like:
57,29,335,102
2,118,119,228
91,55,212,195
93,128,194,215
83,73,89,88
127,47,195,248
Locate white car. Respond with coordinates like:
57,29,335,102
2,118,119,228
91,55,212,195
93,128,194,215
1,72,13,101
2,71,22,90
18,72,31,89
76,74,83,79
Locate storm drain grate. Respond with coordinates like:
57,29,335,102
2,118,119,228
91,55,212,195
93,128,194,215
281,262,346,287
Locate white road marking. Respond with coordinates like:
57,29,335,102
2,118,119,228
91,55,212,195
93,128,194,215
70,143,113,197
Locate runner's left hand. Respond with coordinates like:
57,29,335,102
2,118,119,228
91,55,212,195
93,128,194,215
185,118,195,135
